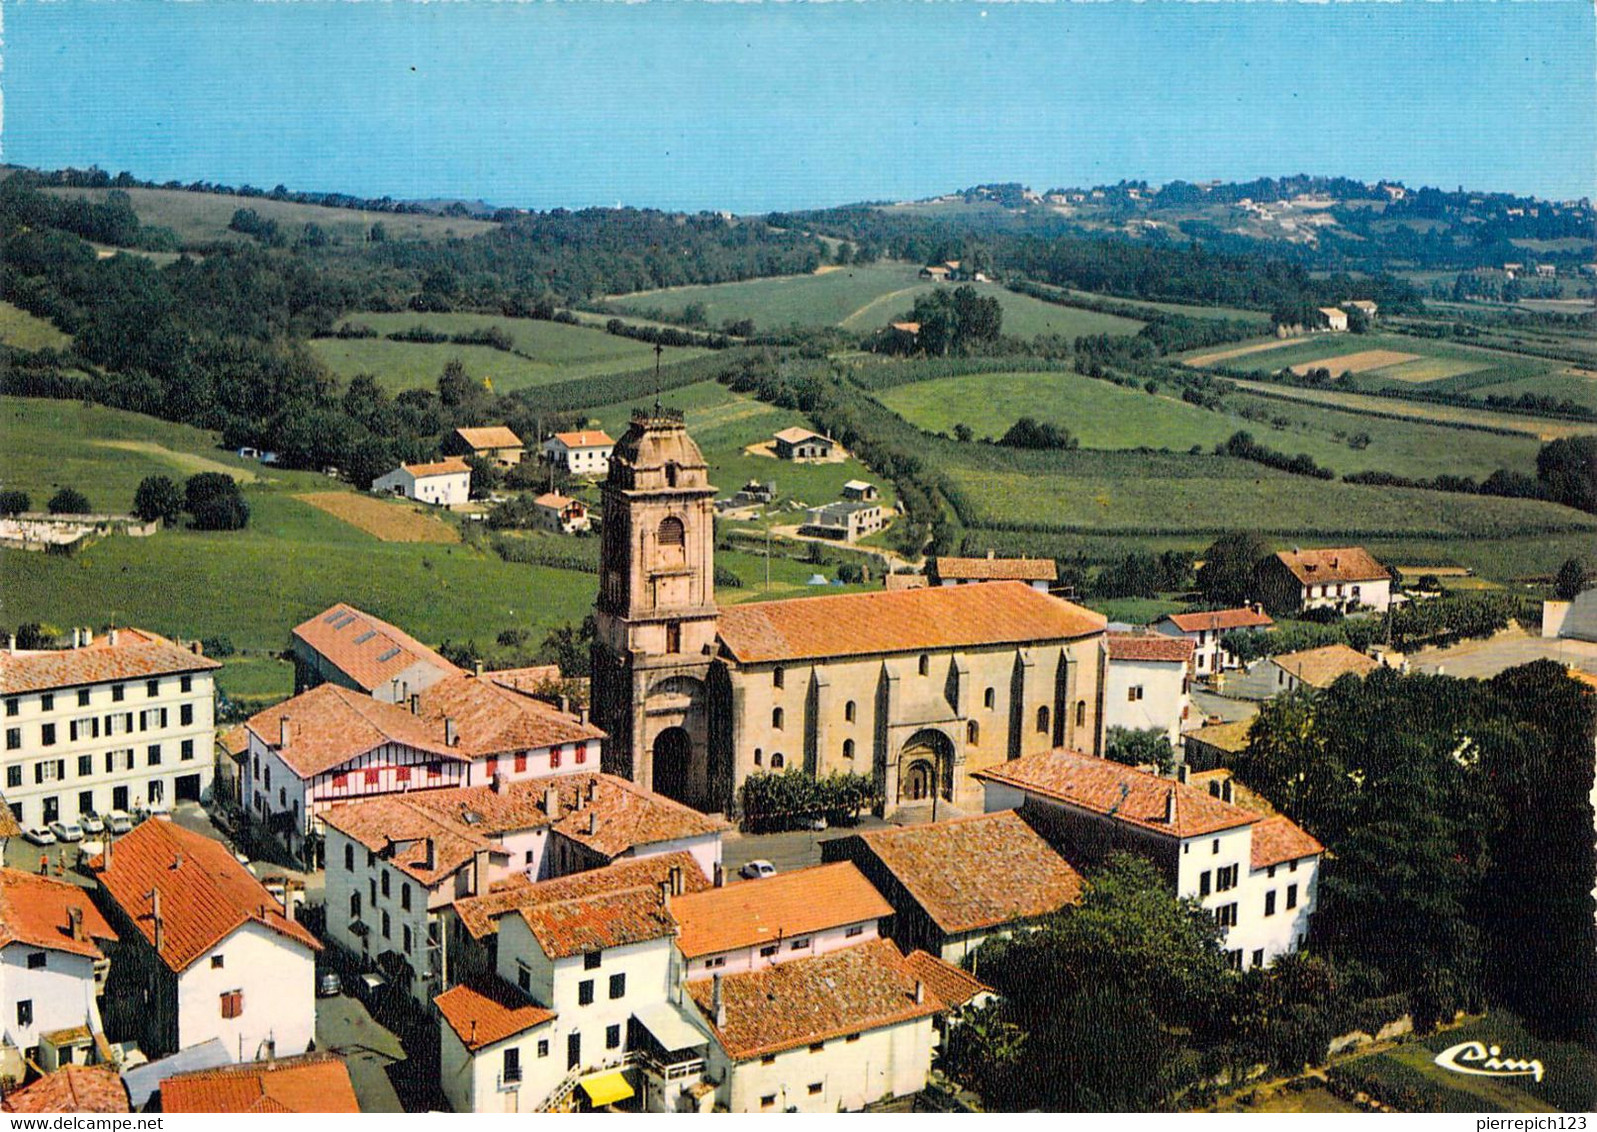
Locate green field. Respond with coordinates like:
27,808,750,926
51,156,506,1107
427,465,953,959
1467,371,1597,414
42,185,496,245
878,369,1546,481
1224,377,1597,440
0,398,267,513
0,301,71,351
310,318,705,395
1062,289,1270,323
609,262,1144,339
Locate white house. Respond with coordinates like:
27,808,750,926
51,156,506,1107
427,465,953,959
290,603,463,703
372,458,472,507
1151,607,1274,677
1103,633,1194,748
542,431,615,478
0,628,221,830
1542,585,1597,643
770,428,834,462
1225,644,1381,701
1255,547,1393,615
683,939,942,1113
928,554,1057,592
324,773,726,1008
0,869,118,1080
93,819,319,1060
668,862,892,979
532,493,591,535
975,750,1322,971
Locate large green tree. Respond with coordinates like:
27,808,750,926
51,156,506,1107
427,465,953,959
132,474,183,524
1196,531,1272,607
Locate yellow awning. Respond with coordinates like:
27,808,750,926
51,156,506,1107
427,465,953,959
579,1070,635,1107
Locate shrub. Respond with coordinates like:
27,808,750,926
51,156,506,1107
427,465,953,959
47,487,90,514
183,473,249,531
0,489,30,516
133,475,183,524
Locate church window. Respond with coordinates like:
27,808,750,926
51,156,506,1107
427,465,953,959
665,621,681,654
984,687,996,710
844,700,855,723
658,516,685,546
1036,706,1050,734
1076,700,1087,729
753,748,762,766
771,753,785,769
966,720,979,745
773,667,784,689
665,462,680,488
842,739,855,760
772,707,784,730
918,654,930,676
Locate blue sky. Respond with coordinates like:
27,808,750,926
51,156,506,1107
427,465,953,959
6,1,1593,212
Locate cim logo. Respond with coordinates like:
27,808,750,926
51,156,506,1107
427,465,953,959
1433,1041,1545,1083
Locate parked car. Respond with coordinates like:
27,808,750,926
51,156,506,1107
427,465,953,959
48,820,85,843
801,816,828,832
78,812,106,835
738,859,777,880
318,972,342,998
23,826,57,846
106,811,134,835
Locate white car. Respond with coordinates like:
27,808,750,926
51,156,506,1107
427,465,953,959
142,799,171,819
738,859,777,880
23,826,57,846
106,811,134,835
48,820,85,843
78,812,106,835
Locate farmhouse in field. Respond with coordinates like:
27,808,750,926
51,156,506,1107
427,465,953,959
770,427,834,462
1315,307,1349,332
1151,606,1275,676
1103,632,1195,748
840,480,878,502
291,602,463,703
372,458,471,507
1342,299,1378,317
590,410,1110,817
445,425,526,467
976,750,1323,971
928,554,1057,592
797,500,885,544
1255,546,1393,615
541,430,615,478
918,265,950,282
887,321,920,350
532,492,591,534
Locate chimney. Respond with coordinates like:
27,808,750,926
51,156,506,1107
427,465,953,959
1163,788,1176,825
472,848,490,896
1221,779,1234,804
585,779,597,804
190,640,204,656
4,634,14,653
102,835,113,872
279,717,292,749
445,718,459,747
914,980,925,1005
172,851,184,871
669,864,684,897
577,707,588,725
107,628,119,647
470,1020,478,1046
986,548,995,559
283,882,297,923
474,660,484,679
70,627,81,648
492,772,506,795
67,905,84,942
1209,781,1221,799
658,879,670,908
151,887,165,955
585,810,598,837
713,862,725,888
557,695,570,715
1175,763,1190,785
409,694,420,716
712,974,726,1028
542,785,560,817
422,837,435,872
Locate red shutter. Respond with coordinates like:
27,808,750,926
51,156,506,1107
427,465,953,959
514,754,527,773
575,743,587,765
549,747,562,769
364,768,380,786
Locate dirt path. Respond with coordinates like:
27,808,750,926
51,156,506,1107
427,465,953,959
839,285,931,330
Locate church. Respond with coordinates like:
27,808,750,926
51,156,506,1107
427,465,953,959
591,408,1110,816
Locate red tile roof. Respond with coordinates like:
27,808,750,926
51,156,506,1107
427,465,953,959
901,949,992,1010
0,805,19,839
94,819,320,971
416,673,604,758
670,862,891,959
717,582,1105,664
1250,814,1325,870
452,851,710,941
0,868,117,959
1160,608,1275,634
0,631,220,696
517,885,678,959
2,1065,128,1113
1271,546,1389,586
549,430,613,449
401,457,471,478
320,795,497,888
245,683,463,779
1270,644,1382,688
973,750,1259,839
159,1053,360,1114
1106,633,1195,663
483,665,562,692
933,556,1057,582
686,939,942,1060
291,603,462,693
847,811,1082,934
435,979,556,1052
217,725,250,758
454,426,523,451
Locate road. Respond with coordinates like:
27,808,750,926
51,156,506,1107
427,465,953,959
315,992,407,1113
718,803,965,881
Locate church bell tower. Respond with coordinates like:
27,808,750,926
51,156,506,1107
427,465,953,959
590,407,719,805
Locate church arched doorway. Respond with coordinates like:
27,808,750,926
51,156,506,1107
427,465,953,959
652,727,693,804
898,728,954,805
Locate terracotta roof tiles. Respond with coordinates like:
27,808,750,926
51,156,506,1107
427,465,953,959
1106,632,1195,663
94,819,319,972
549,430,613,449
0,631,220,696
1271,644,1382,688
847,811,1082,934
1250,814,1325,870
158,1053,360,1114
773,427,828,445
517,885,677,959
452,851,709,941
244,683,463,779
454,426,523,451
901,949,992,1010
2,1065,128,1113
401,457,471,478
0,868,117,959
717,582,1105,664
933,556,1058,582
670,862,891,959
1161,608,1275,634
290,603,462,694
435,979,556,1052
1271,546,1389,586
416,674,604,758
686,939,942,1060
974,750,1259,839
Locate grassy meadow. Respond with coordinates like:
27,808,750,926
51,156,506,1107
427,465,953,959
42,185,497,245
0,301,71,351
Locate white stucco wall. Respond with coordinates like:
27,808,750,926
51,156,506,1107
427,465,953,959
441,1016,561,1114
0,944,103,1051
175,920,315,1061
1104,657,1189,747
684,919,879,979
710,1016,934,1113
